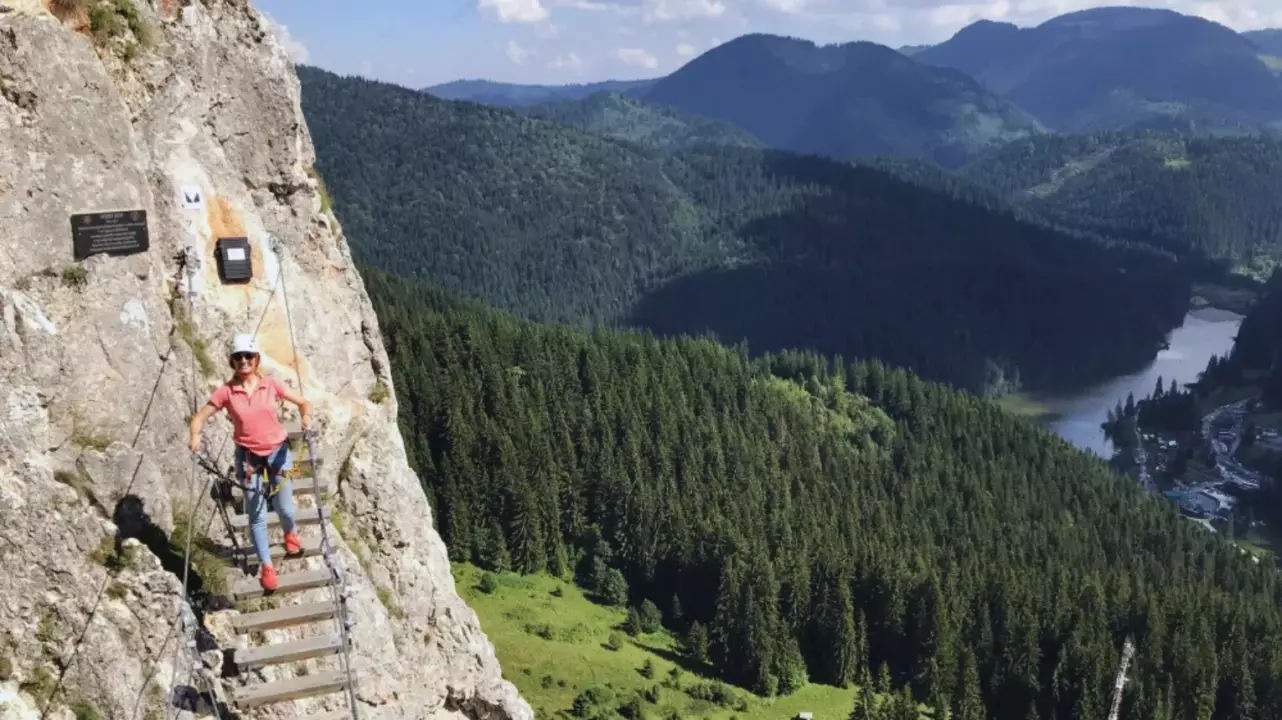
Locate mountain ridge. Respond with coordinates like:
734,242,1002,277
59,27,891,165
639,33,1046,167
916,7,1282,132
298,65,1191,399
958,130,1282,272
425,77,656,107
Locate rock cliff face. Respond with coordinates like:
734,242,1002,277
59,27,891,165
0,1,531,718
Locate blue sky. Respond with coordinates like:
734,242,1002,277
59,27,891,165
255,0,1281,89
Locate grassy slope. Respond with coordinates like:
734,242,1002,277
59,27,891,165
453,563,881,720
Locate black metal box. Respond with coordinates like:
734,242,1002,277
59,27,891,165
215,237,253,283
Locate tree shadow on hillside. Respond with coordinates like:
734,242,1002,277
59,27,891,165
631,638,708,677
624,151,1189,395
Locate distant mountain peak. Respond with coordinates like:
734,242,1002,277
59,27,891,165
1245,28,1282,55
1040,5,1187,28
641,31,1042,167
918,7,1282,132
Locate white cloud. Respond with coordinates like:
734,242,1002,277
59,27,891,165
262,12,310,63
788,0,1282,43
550,51,587,73
617,46,661,68
759,0,811,12
550,0,728,21
360,60,373,77
643,0,727,21
449,0,1282,86
478,0,550,23
507,40,532,64
550,0,612,8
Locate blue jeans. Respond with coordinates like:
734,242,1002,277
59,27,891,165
236,442,296,567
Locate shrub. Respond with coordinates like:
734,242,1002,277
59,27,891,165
61,265,88,291
19,666,57,703
623,606,644,637
685,621,709,665
376,586,405,619
572,685,614,718
89,536,137,574
599,568,628,606
525,623,553,640
170,511,230,595
604,631,625,651
639,598,662,633
617,694,646,719
71,701,103,720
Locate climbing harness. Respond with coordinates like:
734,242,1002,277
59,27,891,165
243,447,287,500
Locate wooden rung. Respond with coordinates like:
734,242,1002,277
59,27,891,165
230,507,328,532
236,634,345,670
230,473,329,498
234,669,351,708
232,601,340,634
232,568,336,601
239,533,326,565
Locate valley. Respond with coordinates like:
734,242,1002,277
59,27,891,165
8,3,1282,720
300,17,1282,715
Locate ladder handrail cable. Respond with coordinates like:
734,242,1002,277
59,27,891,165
273,234,362,720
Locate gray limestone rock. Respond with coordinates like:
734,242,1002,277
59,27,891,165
0,2,531,719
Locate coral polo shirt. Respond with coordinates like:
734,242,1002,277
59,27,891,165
208,374,289,456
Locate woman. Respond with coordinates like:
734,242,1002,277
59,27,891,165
188,333,314,591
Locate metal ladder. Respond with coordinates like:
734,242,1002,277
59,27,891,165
216,425,361,717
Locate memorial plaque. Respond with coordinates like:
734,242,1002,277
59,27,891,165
71,209,149,261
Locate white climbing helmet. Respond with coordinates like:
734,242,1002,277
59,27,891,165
228,333,260,358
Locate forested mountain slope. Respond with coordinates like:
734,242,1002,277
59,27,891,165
425,78,656,106
297,65,1189,397
523,92,765,153
959,131,1282,271
639,34,1045,168
1246,29,1282,60
916,8,1282,133
365,267,1282,720
1205,269,1282,405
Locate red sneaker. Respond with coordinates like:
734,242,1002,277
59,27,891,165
283,531,303,557
260,564,278,591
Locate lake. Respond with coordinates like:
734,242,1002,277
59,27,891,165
1027,308,1244,457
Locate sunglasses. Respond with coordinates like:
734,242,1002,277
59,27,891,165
231,353,258,363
